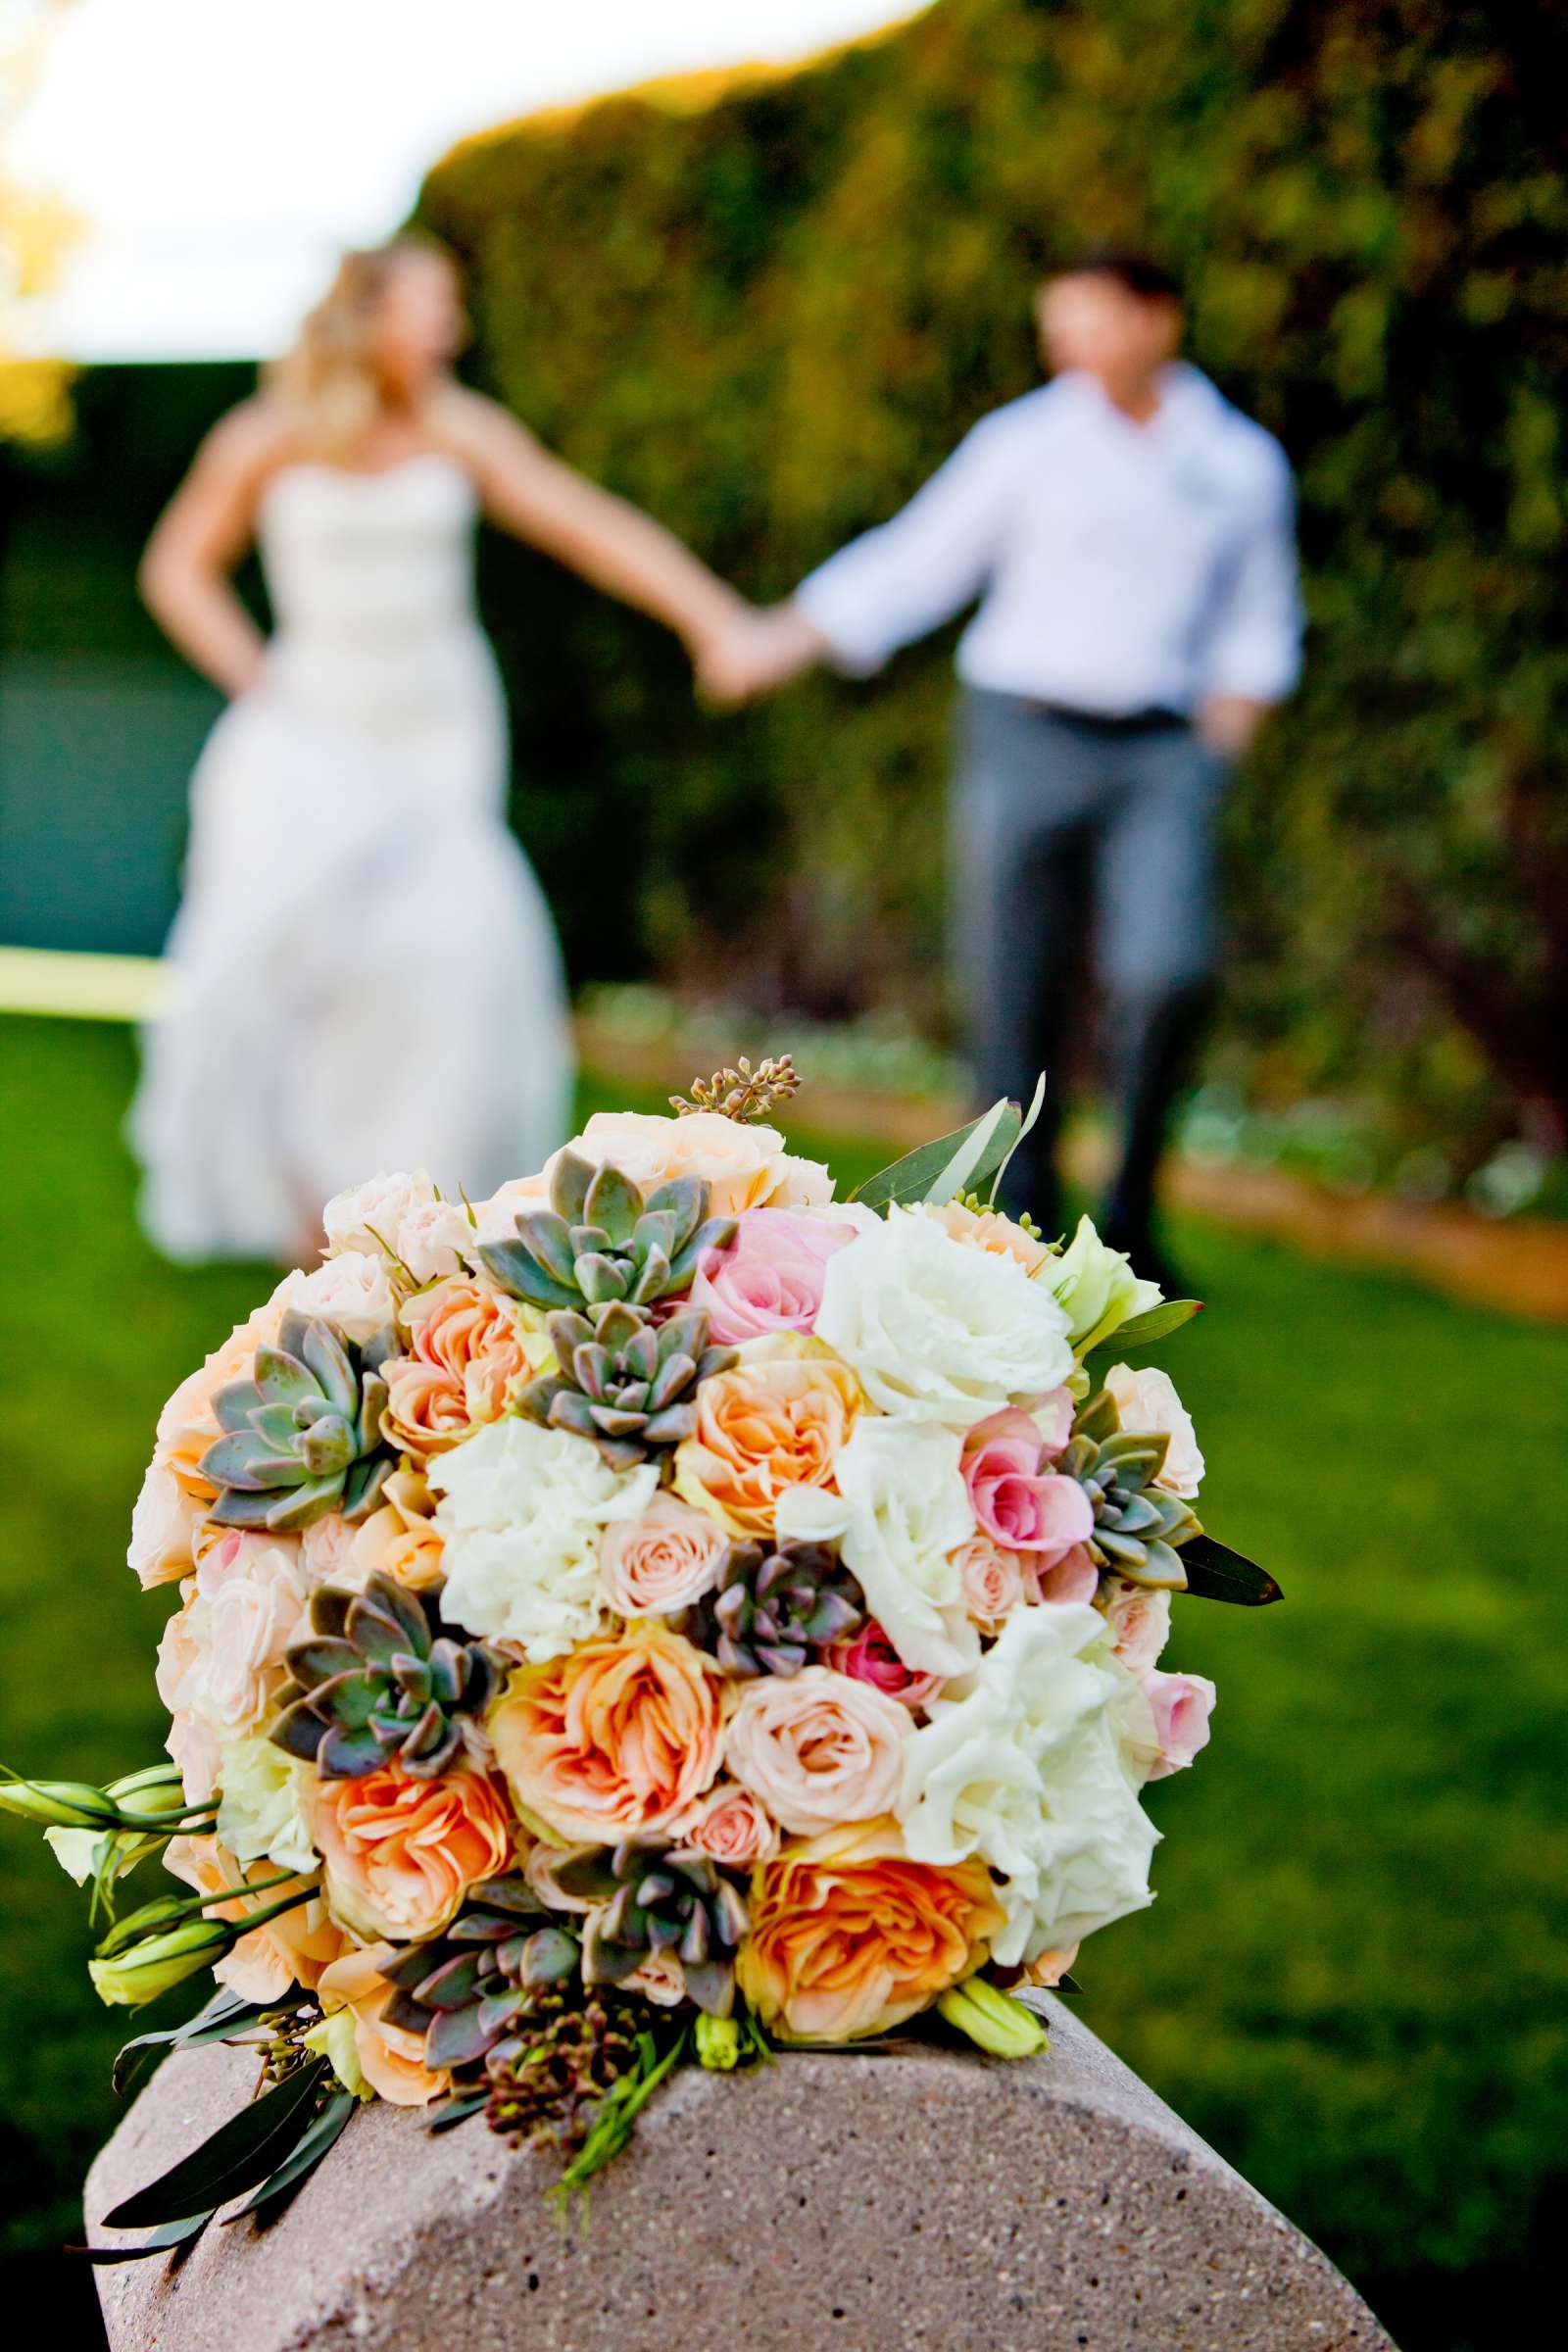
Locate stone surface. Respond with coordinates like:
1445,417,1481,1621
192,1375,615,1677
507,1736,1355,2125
87,1995,1396,2351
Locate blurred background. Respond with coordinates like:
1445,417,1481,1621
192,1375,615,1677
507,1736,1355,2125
2,4,1565,2347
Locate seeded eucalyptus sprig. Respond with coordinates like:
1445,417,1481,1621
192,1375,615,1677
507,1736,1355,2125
670,1054,801,1124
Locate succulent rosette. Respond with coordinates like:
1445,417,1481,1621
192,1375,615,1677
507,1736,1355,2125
6,1068,1278,2235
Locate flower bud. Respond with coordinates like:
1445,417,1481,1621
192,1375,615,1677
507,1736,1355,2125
937,1976,1049,2060
0,1778,122,1832
303,2011,371,2101
694,2012,741,2072
88,1915,236,2009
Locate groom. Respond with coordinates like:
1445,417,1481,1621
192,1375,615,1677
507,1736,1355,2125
709,251,1301,1278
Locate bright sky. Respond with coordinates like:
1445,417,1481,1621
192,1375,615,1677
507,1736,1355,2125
11,0,910,361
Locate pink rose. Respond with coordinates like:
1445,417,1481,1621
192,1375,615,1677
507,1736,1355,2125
1029,1546,1102,1605
1140,1670,1215,1780
826,1620,945,1710
961,1408,1095,1560
599,1494,729,1617
689,1209,858,1346
725,1665,909,1835
301,1511,357,1586
952,1536,1026,1629
280,1251,397,1346
156,1533,310,1737
669,1780,780,1867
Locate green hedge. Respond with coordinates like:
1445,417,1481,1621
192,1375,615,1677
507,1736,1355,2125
419,0,1568,1164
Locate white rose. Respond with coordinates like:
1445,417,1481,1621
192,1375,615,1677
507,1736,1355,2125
779,1417,978,1679
900,1602,1158,1965
429,1419,658,1659
1046,1216,1163,1353
814,1207,1074,1427
216,1735,318,1874
395,1198,477,1285
280,1250,397,1346
126,1460,203,1590
1102,1363,1205,1497
322,1170,438,1263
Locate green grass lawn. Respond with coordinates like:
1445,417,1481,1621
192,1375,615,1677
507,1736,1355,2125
2,1012,1564,2349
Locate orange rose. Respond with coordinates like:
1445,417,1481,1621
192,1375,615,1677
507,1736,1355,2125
672,1337,861,1540
490,1627,724,1844
164,1835,344,2004
335,1469,445,1593
381,1279,541,1458
311,1763,514,1942
738,1817,1005,2042
316,1942,450,2107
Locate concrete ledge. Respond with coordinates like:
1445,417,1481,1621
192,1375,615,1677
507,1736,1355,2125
88,1995,1396,2351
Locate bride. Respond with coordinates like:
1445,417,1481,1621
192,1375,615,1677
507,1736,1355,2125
131,236,748,1264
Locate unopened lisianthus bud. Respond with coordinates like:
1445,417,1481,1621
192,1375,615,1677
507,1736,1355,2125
0,1778,122,1832
88,1914,236,2008
695,2013,741,2072
936,1976,1049,2059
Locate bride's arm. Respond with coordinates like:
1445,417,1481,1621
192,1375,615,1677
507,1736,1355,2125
139,404,283,696
450,394,748,674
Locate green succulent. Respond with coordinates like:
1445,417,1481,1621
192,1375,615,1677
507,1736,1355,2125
270,1574,499,1780
519,1299,735,1472
379,1876,581,2073
478,1149,736,1312
684,1540,863,1677
552,1839,749,2017
1061,1389,1201,1590
200,1310,394,1534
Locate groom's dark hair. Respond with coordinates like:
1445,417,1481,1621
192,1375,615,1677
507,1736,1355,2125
1057,249,1182,305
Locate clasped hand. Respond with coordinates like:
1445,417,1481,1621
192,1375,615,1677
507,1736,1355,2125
690,602,829,708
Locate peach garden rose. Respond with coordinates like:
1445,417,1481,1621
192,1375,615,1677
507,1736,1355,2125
315,1941,450,2106
738,1818,1006,2041
381,1278,540,1457
490,1626,725,1845
310,1763,514,1943
673,1335,862,1540
553,1109,832,1219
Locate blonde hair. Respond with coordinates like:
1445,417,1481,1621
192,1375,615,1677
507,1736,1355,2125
270,237,453,459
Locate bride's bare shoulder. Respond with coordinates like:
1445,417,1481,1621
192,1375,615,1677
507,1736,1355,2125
430,384,541,467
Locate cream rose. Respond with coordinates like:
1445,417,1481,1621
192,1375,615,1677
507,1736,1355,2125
668,1780,779,1867
280,1250,397,1346
126,1460,204,1589
815,1207,1074,1426
725,1665,910,1835
322,1170,437,1264
1102,1363,1205,1497
156,1532,310,1739
553,1109,832,1220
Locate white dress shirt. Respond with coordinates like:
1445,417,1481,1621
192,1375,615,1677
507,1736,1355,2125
795,364,1301,715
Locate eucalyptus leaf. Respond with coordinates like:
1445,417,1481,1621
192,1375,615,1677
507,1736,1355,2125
1178,1533,1283,1606
985,1068,1048,1208
919,1097,1014,1206
224,2089,358,2222
101,2059,328,2229
428,2090,490,2133
112,1989,272,2095
1085,1298,1204,1357
851,1102,1021,1214
76,2209,215,2265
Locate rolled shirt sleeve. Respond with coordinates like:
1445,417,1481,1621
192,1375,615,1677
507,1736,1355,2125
794,412,1019,675
1199,443,1303,704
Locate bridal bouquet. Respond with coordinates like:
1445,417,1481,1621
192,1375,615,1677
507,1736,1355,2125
4,1061,1279,2253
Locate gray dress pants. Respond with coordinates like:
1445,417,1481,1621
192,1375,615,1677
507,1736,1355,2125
952,688,1224,1246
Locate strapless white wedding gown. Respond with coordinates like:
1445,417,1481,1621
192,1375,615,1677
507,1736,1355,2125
131,453,572,1260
